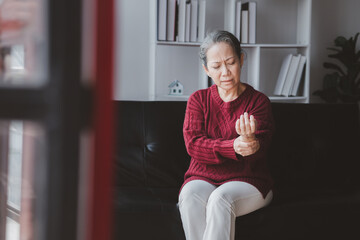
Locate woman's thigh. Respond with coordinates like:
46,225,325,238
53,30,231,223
208,181,273,217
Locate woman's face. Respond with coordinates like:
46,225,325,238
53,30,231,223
203,42,243,92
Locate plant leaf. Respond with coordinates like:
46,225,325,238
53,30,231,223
335,36,347,47
320,32,360,103
326,47,341,52
323,72,339,89
356,50,360,61
355,77,360,87
351,32,359,51
323,62,345,75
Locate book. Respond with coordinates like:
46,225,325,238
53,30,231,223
224,0,236,34
235,1,242,40
273,54,292,96
281,54,301,96
157,0,167,41
185,2,191,42
167,0,177,41
177,0,187,42
242,2,256,44
190,0,198,42
197,0,206,42
241,10,248,43
290,56,307,96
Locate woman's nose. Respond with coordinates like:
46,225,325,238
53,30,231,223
221,65,230,75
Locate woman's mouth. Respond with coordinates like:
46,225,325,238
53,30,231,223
221,79,233,83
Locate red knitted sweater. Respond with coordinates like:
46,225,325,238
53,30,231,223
182,84,274,198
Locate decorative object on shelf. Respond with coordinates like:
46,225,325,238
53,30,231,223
313,32,360,103
168,79,184,95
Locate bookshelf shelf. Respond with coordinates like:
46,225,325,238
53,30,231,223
158,95,191,101
242,44,309,48
156,43,310,48
269,96,308,101
150,0,312,103
157,41,201,47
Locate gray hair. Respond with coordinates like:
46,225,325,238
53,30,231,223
199,30,242,68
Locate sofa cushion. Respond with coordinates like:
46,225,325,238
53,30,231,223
269,103,360,202
115,186,179,212
235,192,360,240
115,101,190,188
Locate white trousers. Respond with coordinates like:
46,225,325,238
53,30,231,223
178,180,273,240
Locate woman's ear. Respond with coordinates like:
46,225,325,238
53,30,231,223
202,64,210,76
240,53,244,68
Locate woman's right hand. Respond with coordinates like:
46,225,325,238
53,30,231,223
234,112,260,156
235,112,257,141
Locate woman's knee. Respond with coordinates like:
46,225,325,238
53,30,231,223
207,190,234,213
178,180,215,207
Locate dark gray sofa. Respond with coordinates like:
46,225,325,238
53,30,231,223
113,101,360,240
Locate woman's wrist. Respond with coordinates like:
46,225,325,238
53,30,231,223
239,134,256,142
233,136,260,156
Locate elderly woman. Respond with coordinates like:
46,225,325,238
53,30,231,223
178,30,274,240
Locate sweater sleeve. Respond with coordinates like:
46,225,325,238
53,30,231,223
239,95,274,161
183,93,237,165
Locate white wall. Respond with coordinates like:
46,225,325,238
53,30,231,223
114,0,360,101
114,0,151,100
310,0,360,102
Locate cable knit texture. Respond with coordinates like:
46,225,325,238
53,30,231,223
182,83,274,198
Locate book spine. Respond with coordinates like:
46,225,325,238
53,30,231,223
190,0,198,42
185,3,191,42
158,0,167,41
235,1,242,41
177,0,186,42
248,2,256,44
241,10,248,43
224,0,236,34
290,56,307,96
273,54,292,96
281,54,301,96
198,0,206,42
167,0,176,41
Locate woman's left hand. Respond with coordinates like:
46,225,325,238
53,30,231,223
233,136,260,157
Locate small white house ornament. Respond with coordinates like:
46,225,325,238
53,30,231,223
168,80,184,96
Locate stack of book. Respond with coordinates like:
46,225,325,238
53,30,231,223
157,0,206,42
273,54,307,97
225,0,256,44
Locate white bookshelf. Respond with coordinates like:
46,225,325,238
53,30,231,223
149,0,312,102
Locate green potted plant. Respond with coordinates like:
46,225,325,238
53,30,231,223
313,33,360,103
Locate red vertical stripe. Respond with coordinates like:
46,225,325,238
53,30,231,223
91,0,115,239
